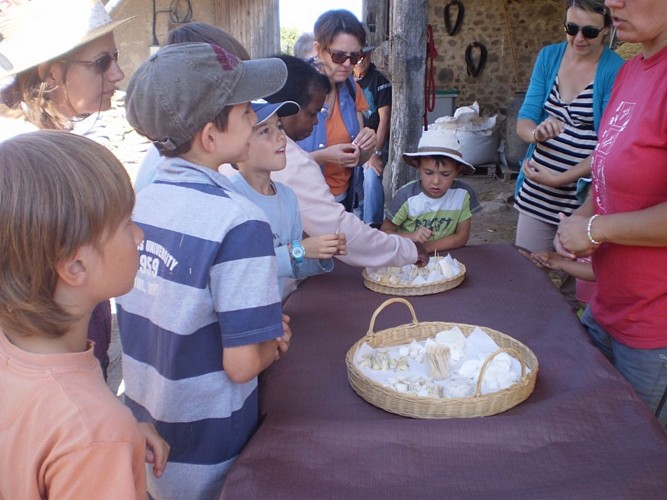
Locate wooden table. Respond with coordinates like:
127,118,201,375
222,244,667,499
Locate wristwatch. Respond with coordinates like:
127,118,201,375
290,240,305,264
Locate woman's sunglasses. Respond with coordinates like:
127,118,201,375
563,23,603,39
65,50,119,74
327,49,365,65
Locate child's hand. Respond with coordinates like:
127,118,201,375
301,234,342,259
137,422,170,478
275,314,292,360
406,227,432,243
335,233,347,256
325,143,360,167
518,248,569,271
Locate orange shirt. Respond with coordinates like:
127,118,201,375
0,333,146,499
323,82,368,196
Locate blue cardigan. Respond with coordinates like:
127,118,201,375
515,42,624,193
519,42,624,130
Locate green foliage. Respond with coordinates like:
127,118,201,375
280,27,300,55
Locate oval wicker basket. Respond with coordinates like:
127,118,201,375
346,298,539,419
362,262,466,296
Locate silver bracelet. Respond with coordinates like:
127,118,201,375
587,214,602,245
532,128,540,143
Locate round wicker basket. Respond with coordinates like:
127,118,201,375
346,298,539,419
362,263,466,296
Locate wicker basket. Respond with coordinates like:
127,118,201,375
362,262,466,296
346,298,539,419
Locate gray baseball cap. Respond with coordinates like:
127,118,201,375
125,42,287,151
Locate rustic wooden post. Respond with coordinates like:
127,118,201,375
362,0,389,47
385,0,427,198
214,0,280,58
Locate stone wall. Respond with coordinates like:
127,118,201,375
428,0,564,116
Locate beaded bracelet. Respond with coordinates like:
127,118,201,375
587,214,602,245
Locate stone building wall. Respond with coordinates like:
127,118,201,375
428,0,564,116
113,0,566,116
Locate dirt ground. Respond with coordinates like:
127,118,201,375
465,172,518,245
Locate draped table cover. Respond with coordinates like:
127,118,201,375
222,244,667,499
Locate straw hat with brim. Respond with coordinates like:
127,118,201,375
251,100,300,126
0,0,133,79
402,128,475,175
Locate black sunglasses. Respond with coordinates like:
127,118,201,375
66,50,119,74
563,23,603,39
327,49,364,65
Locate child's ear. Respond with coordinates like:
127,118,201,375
55,247,91,287
198,122,219,153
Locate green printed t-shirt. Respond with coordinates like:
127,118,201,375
386,180,472,240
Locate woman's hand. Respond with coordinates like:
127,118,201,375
522,158,562,187
533,117,566,143
555,212,598,258
353,127,377,153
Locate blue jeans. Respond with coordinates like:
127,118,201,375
353,164,385,226
581,306,667,429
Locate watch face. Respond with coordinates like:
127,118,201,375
292,246,304,258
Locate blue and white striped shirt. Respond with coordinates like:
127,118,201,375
116,156,283,499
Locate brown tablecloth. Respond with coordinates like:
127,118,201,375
222,244,667,499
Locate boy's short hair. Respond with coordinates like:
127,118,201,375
0,130,135,338
125,42,287,155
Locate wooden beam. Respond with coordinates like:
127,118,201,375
214,0,279,58
386,0,427,198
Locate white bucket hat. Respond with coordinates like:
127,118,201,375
0,0,132,79
402,128,475,175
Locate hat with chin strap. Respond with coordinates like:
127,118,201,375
0,0,133,79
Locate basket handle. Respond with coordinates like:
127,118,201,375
367,298,419,337
473,347,526,397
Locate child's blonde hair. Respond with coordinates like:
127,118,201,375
0,130,135,338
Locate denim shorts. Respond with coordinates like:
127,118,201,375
581,306,667,430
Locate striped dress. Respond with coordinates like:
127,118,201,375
116,157,283,499
515,76,598,225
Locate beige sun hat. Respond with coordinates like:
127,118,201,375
0,0,133,79
402,127,476,175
